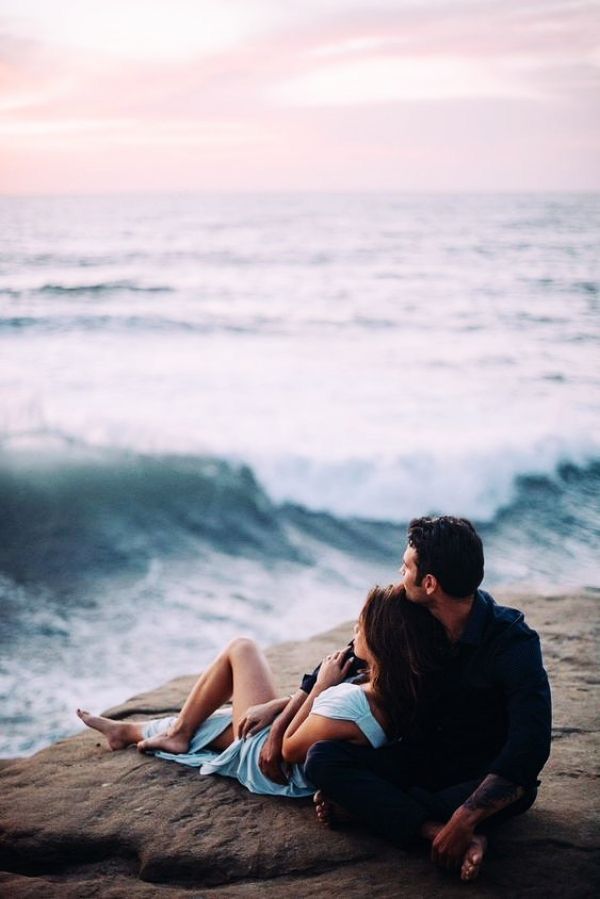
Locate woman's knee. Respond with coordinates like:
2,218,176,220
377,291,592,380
227,636,259,657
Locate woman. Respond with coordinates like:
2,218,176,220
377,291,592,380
77,584,443,800
78,584,488,880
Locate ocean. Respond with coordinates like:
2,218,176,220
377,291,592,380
1,192,599,757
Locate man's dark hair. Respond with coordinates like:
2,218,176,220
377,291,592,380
408,516,484,598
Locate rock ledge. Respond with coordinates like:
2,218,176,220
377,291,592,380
1,592,599,897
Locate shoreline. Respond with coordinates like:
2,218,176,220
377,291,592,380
1,590,598,897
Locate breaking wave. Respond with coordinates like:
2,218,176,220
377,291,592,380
1,434,598,591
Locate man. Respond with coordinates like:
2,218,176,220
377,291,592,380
241,516,551,879
305,516,552,880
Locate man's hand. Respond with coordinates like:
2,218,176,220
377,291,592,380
238,700,282,740
258,728,290,784
431,774,523,869
315,649,353,690
431,808,475,869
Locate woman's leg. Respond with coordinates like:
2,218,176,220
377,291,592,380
137,637,278,753
76,709,146,750
229,637,279,735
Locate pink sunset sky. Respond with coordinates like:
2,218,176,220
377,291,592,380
1,0,599,193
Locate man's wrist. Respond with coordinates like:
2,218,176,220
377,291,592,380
451,804,479,829
269,715,287,737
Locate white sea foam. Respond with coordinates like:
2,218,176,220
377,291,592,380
249,435,600,522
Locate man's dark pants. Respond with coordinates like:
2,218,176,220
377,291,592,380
305,740,537,846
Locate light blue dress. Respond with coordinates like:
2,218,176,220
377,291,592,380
142,682,388,798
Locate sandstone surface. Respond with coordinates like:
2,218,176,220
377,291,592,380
1,591,599,897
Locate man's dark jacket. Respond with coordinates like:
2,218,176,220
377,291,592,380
300,590,552,790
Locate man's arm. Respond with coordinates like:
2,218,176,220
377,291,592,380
257,690,309,785
238,696,290,739
430,774,524,867
432,633,551,868
484,636,552,787
254,640,360,785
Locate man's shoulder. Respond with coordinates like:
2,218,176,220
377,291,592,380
478,590,540,646
475,591,548,682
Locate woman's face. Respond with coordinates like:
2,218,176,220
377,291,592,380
353,618,373,665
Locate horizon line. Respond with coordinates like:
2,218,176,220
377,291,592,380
2,187,600,199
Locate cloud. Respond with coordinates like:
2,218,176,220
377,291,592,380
271,56,548,106
0,1,598,190
2,0,274,60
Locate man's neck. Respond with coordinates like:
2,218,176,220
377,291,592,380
427,592,475,643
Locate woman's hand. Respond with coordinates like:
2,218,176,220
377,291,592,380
315,649,353,690
238,699,282,740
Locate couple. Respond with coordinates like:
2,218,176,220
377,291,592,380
78,516,552,882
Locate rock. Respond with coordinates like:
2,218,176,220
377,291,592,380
1,591,599,897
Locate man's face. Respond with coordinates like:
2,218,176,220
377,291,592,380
400,544,427,603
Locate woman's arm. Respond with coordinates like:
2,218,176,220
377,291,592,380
284,649,352,741
282,708,366,764
281,648,358,764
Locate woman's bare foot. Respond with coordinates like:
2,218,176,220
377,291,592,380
313,790,355,828
137,726,191,755
461,833,487,882
76,708,142,751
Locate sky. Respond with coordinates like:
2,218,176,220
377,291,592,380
0,0,599,193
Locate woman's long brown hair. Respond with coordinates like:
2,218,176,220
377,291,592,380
360,584,447,739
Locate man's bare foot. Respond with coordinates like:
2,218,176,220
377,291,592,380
461,834,487,882
76,708,141,751
137,727,190,755
313,790,355,828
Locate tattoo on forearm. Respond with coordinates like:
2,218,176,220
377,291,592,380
464,775,524,813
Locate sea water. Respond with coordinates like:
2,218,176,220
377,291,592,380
1,192,598,756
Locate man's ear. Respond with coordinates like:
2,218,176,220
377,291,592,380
423,574,438,595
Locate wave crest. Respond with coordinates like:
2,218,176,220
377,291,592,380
0,436,598,590
0,444,302,588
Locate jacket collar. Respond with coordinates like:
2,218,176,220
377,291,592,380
458,589,492,646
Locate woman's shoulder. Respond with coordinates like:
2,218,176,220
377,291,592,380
313,683,388,747
313,682,368,717
316,682,364,700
